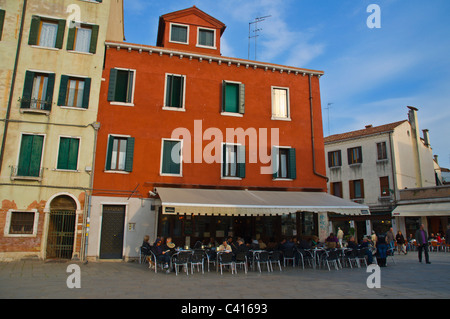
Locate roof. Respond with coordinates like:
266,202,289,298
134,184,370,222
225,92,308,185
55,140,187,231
324,120,408,144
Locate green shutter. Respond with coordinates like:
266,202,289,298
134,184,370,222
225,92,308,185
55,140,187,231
162,140,180,174
89,25,99,54
107,68,118,101
28,15,40,45
272,146,278,179
55,19,66,49
125,137,135,172
57,137,70,169
126,70,134,103
0,10,5,41
237,145,246,178
114,70,129,103
18,135,44,177
21,71,34,109
224,82,239,113
105,136,114,170
44,73,55,111
82,78,91,109
222,144,227,177
66,26,76,51
67,138,79,170
166,75,183,108
221,81,226,112
288,148,296,179
239,83,245,114
58,75,69,106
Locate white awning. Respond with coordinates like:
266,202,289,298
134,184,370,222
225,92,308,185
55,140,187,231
156,187,370,216
392,202,450,217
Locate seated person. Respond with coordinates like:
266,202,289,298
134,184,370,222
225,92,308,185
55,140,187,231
326,233,338,249
347,236,358,249
359,237,374,264
141,235,152,256
217,239,232,252
163,237,176,256
152,239,171,271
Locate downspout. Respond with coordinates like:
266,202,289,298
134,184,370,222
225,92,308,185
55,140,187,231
309,74,329,182
0,0,27,173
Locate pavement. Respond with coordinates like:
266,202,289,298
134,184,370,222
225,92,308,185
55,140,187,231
0,251,449,300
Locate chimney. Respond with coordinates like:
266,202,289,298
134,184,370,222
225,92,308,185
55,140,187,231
407,106,423,187
434,155,439,164
365,125,373,129
422,129,430,147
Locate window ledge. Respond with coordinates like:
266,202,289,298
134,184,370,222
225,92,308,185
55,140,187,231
104,170,130,174
59,106,88,111
273,178,294,181
67,50,94,56
30,45,60,51
20,109,50,115
162,106,186,112
11,176,42,182
110,102,134,107
221,176,243,180
349,163,362,167
221,112,243,117
160,173,182,177
271,116,291,121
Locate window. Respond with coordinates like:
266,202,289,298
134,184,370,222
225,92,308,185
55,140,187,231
107,68,135,104
28,16,65,49
222,81,245,114
272,87,289,119
105,135,135,172
222,144,245,178
347,146,363,165
377,142,387,160
273,147,296,179
58,76,91,109
67,24,99,54
57,137,80,171
21,71,55,111
349,179,364,199
164,74,185,109
161,139,182,175
16,134,44,178
170,24,188,44
328,150,342,168
198,28,215,47
9,211,35,235
380,176,390,197
330,182,343,198
0,9,5,41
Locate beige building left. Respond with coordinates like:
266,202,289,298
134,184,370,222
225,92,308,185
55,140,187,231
0,0,124,261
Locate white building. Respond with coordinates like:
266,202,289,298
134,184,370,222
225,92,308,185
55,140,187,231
324,106,437,241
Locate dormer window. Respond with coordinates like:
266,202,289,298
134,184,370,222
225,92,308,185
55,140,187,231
170,23,188,44
197,27,215,48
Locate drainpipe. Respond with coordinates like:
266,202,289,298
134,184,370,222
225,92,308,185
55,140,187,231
309,74,329,182
0,0,27,173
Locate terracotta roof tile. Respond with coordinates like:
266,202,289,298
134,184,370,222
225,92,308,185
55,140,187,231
324,120,408,143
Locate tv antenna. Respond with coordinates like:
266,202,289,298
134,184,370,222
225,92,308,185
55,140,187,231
248,15,271,60
324,102,334,136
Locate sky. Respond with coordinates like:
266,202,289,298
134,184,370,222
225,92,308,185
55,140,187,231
123,0,450,169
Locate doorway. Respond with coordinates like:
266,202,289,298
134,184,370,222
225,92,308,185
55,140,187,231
46,195,77,259
100,205,126,259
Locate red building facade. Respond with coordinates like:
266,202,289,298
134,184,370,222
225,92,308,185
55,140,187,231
88,7,363,259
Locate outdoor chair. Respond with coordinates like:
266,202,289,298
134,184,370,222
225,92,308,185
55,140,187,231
297,249,315,269
206,249,216,272
356,248,368,267
218,252,235,275
234,252,248,274
323,249,341,271
283,248,296,267
255,251,271,273
344,249,359,268
386,247,396,265
147,250,167,273
172,251,192,276
139,246,150,264
269,250,282,272
191,250,205,274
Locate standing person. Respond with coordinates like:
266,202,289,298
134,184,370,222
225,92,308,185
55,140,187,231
386,227,395,252
376,232,388,267
337,227,344,248
395,231,407,255
415,224,431,264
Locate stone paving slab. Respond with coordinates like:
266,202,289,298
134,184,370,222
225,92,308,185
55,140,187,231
0,251,449,299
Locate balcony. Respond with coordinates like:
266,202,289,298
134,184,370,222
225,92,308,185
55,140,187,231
10,166,44,182
19,97,51,115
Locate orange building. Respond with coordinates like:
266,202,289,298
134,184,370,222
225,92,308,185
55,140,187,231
87,7,367,260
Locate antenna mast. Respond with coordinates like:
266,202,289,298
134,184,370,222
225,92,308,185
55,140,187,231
248,15,271,60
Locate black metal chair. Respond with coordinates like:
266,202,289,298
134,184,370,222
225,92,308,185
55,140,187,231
234,252,248,274
191,249,206,274
172,251,192,276
356,248,368,267
255,251,271,273
344,249,359,268
283,248,296,267
147,250,167,273
269,250,282,272
324,249,341,271
218,252,235,275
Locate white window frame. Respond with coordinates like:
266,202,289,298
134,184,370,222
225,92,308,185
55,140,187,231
169,23,189,45
163,73,186,111
221,142,243,180
4,209,39,237
160,138,183,177
272,145,294,181
197,27,216,49
271,86,291,121
109,67,136,107
55,135,81,172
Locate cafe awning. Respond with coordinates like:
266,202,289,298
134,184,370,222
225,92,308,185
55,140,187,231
392,202,450,217
156,187,370,216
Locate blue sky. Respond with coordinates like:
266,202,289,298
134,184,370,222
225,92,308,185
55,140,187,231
123,0,450,168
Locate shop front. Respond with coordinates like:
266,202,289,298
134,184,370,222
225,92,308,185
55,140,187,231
156,187,369,247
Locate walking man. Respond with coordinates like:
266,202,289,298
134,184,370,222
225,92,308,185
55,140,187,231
415,224,431,264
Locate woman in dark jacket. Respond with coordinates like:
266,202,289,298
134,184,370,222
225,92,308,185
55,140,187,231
396,231,407,255
377,233,388,267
